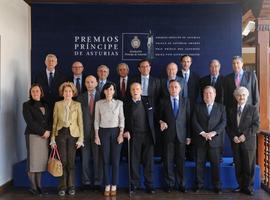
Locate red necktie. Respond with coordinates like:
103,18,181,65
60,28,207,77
121,78,126,97
89,93,94,115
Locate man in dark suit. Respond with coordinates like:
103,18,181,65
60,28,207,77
124,82,156,194
177,55,200,108
224,56,259,111
193,86,226,194
159,80,191,193
177,55,200,161
200,59,225,160
130,59,160,110
96,64,110,93
160,62,185,98
116,62,130,103
227,86,259,196
200,59,224,104
77,75,102,190
34,54,66,111
69,61,86,96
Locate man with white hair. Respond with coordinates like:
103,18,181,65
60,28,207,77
96,64,110,92
227,86,260,196
34,53,66,110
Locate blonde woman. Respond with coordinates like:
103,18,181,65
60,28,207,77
50,82,84,196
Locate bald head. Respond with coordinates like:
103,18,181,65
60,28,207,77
85,75,98,92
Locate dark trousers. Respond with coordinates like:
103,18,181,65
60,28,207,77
55,128,77,190
163,141,186,188
196,145,221,189
131,133,154,188
99,128,122,186
232,144,256,191
81,135,103,186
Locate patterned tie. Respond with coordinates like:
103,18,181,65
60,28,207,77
173,98,179,118
49,72,53,88
211,76,216,86
235,73,241,87
89,93,94,115
76,77,81,94
237,106,242,117
99,81,104,91
121,78,126,97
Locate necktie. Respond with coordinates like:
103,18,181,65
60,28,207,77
99,81,104,91
76,77,81,94
237,106,242,117
207,104,212,116
184,73,188,83
49,72,53,87
121,78,126,97
142,77,148,96
183,73,188,98
173,98,179,118
235,73,241,87
89,93,94,115
211,76,216,86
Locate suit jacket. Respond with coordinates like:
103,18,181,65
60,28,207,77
116,77,131,103
23,100,51,136
34,69,66,109
124,98,156,144
159,96,190,143
200,74,224,104
68,74,87,95
224,70,259,109
160,76,185,98
130,75,160,108
77,90,100,140
192,102,226,148
52,100,84,143
227,104,260,150
178,70,200,108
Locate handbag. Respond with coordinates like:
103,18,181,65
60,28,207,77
47,147,63,177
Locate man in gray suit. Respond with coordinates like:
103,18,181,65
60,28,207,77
77,75,102,190
227,87,259,196
193,86,226,194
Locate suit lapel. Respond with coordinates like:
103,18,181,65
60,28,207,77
240,71,249,86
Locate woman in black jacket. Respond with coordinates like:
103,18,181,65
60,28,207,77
22,84,51,195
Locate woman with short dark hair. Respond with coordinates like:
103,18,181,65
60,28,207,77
94,82,125,196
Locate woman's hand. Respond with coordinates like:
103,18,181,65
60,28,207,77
50,143,57,149
42,130,50,139
117,133,124,144
95,135,101,145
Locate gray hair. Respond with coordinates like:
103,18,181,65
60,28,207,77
166,62,178,70
203,85,216,94
97,64,110,73
232,56,243,63
117,63,129,72
209,59,221,67
233,86,249,98
45,53,57,61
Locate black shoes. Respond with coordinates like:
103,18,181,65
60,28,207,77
194,186,203,193
213,188,222,194
130,185,138,193
164,187,173,193
28,188,39,195
146,187,156,194
242,188,254,196
179,186,187,193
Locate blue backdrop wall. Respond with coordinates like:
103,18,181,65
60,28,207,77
31,3,242,81
31,3,242,156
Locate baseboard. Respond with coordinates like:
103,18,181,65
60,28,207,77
0,180,12,193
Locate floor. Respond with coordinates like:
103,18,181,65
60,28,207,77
0,187,269,200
